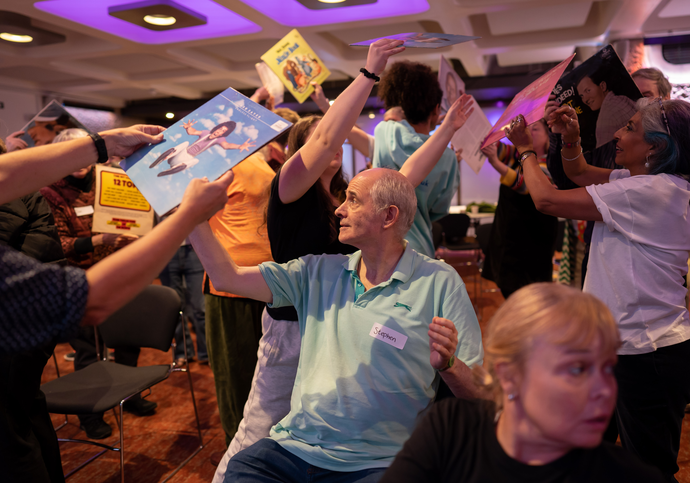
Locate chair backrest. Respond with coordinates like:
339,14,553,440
475,222,493,255
98,285,181,352
438,214,471,245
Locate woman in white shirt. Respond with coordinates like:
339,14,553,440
505,98,690,482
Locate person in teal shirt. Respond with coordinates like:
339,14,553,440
191,167,483,482
373,61,460,258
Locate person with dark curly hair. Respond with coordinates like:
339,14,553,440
373,60,459,257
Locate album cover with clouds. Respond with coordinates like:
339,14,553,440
121,87,292,215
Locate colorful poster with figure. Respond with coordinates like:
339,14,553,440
552,45,642,152
261,29,331,104
481,53,576,149
451,98,492,175
20,100,90,147
439,55,466,115
92,165,154,236
350,32,479,49
121,87,292,215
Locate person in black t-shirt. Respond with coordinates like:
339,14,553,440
382,283,664,483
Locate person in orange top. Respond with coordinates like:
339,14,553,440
205,107,299,461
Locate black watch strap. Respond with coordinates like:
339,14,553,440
89,132,108,164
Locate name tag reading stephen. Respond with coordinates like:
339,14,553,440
369,323,407,350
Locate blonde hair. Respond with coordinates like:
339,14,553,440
52,128,89,144
473,283,619,409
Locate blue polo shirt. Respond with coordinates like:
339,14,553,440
259,244,483,471
373,120,459,258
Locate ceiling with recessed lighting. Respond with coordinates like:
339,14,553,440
0,0,686,118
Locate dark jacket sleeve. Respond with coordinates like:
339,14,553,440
16,193,65,263
0,193,65,263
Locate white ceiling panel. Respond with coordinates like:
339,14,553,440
486,2,592,36
496,46,575,66
659,0,690,18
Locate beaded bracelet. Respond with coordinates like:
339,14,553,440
561,147,582,162
561,137,581,149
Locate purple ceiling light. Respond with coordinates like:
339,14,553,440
237,0,429,27
34,0,261,44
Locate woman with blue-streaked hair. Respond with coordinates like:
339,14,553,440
504,98,690,482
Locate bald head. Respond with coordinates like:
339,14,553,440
361,168,416,238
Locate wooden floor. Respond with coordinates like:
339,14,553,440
40,254,690,482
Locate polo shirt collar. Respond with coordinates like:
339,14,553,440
342,242,415,286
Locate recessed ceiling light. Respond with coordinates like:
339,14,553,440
143,14,176,26
0,32,33,43
165,112,174,119
368,112,375,119
318,0,346,3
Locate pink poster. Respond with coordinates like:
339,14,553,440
481,53,575,149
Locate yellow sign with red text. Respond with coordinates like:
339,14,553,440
93,166,154,236
99,170,151,211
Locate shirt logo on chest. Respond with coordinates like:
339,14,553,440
394,302,412,312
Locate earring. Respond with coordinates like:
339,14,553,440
508,393,516,401
645,153,651,169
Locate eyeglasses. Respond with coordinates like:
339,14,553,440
658,97,671,135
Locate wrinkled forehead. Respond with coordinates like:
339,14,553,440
347,174,371,196
348,170,383,196
531,328,617,362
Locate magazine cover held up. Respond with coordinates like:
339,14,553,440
122,87,292,215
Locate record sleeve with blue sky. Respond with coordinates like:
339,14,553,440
350,32,479,49
122,88,291,215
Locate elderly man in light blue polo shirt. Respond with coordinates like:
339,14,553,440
191,167,483,483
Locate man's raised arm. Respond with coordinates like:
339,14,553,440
189,220,273,304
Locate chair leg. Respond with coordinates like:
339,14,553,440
159,316,205,482
54,414,69,432
119,402,125,483
185,363,204,445
52,352,61,378
112,406,120,429
180,313,203,446
159,363,205,482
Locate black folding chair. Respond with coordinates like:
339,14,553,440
42,285,204,482
437,214,480,251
